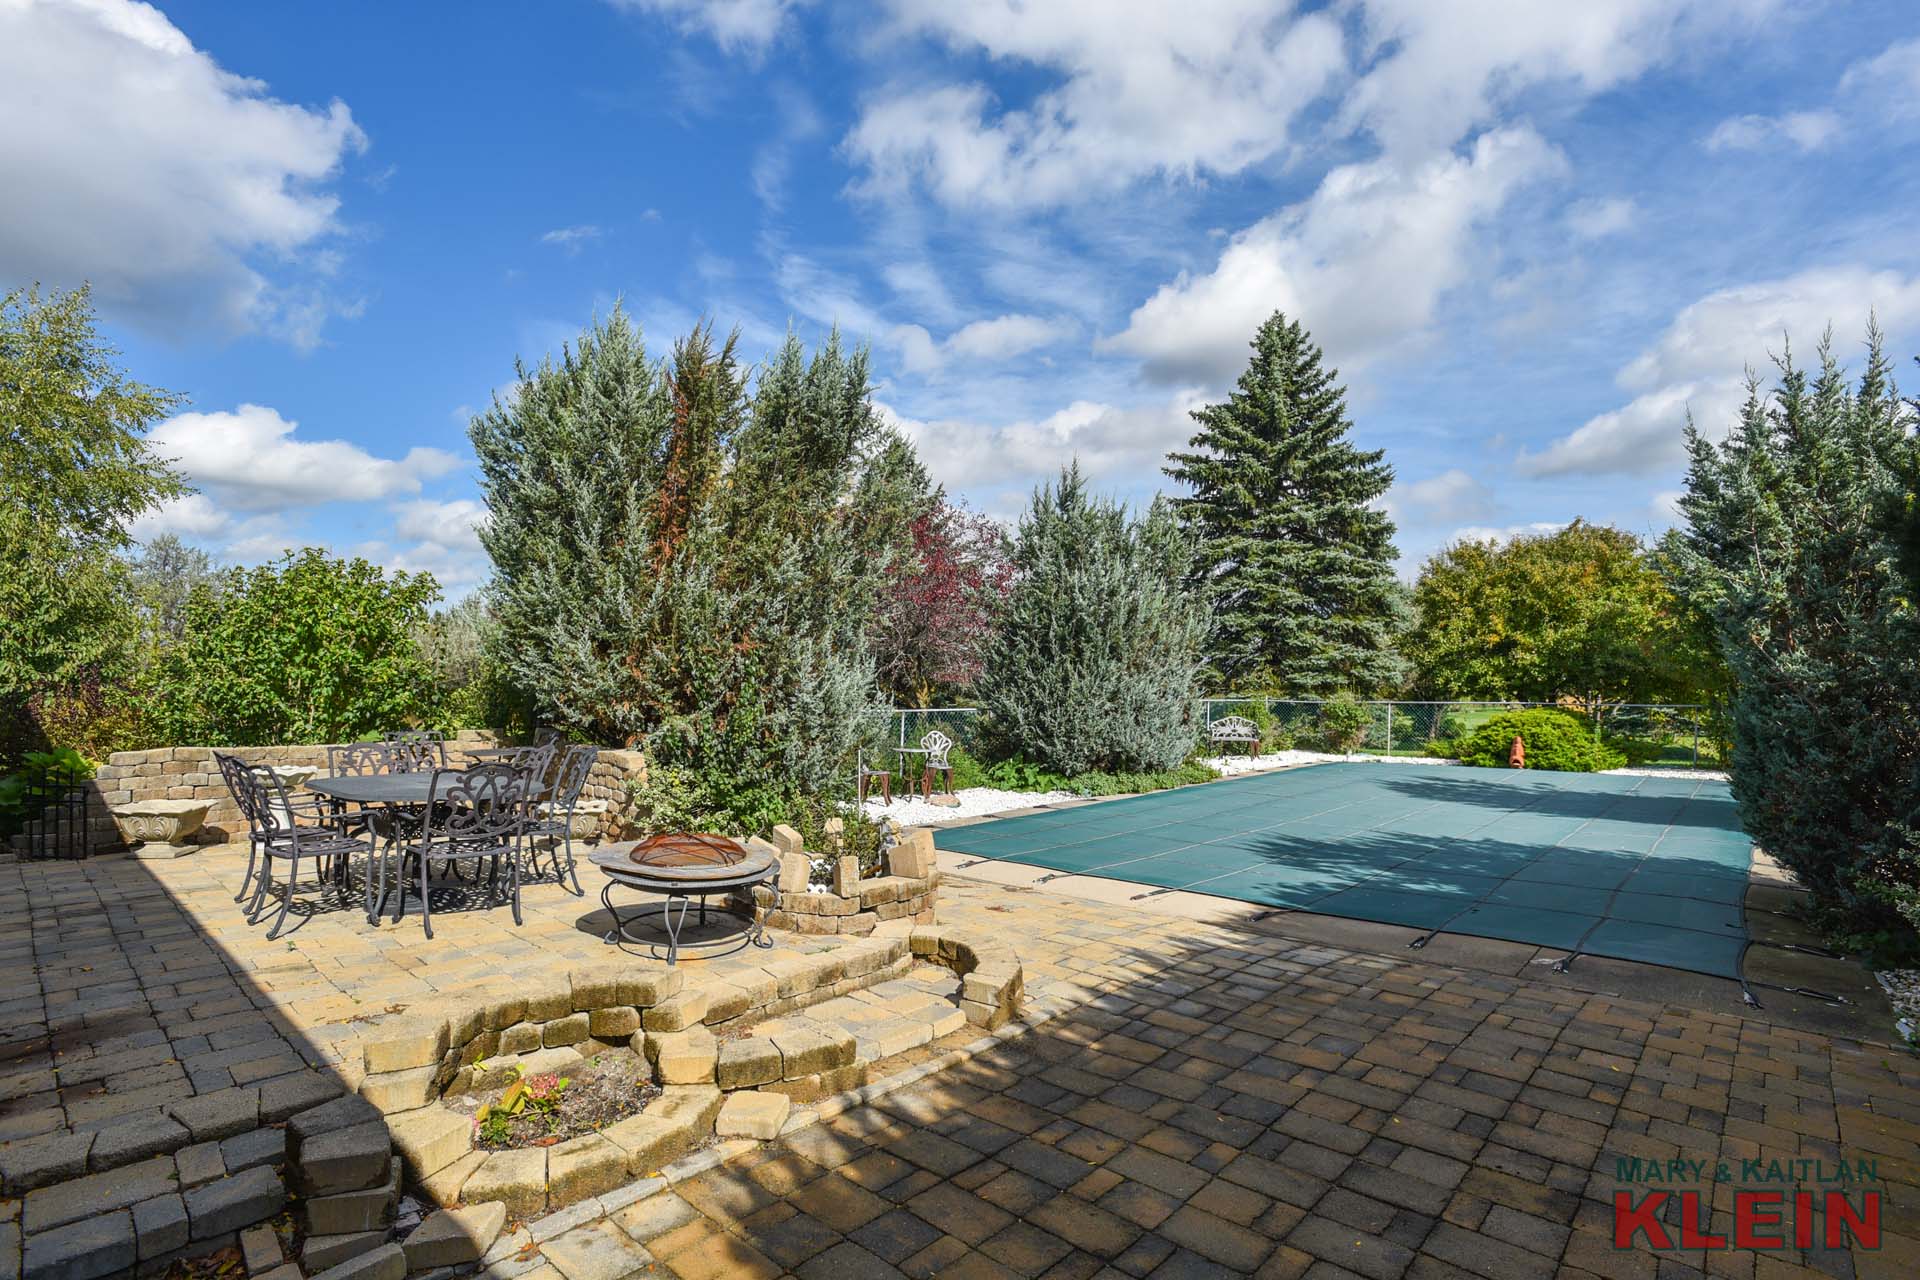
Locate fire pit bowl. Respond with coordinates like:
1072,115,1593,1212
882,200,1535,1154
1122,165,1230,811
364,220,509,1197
590,834,779,964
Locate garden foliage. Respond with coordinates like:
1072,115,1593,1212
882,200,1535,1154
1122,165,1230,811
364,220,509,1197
871,498,1013,706
1436,708,1625,772
152,550,443,746
1669,330,1920,922
0,285,184,764
1166,312,1404,695
978,464,1207,776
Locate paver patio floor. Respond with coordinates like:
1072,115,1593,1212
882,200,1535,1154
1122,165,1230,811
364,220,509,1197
5,837,1919,1278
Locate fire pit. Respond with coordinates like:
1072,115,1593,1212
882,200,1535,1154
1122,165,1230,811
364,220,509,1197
590,833,779,964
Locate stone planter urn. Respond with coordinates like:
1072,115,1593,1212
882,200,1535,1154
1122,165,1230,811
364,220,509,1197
111,799,213,859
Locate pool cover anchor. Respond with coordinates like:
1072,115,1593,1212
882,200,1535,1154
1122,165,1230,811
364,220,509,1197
1129,887,1176,900
1551,952,1579,974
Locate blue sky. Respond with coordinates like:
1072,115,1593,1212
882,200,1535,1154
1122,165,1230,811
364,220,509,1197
5,0,1918,598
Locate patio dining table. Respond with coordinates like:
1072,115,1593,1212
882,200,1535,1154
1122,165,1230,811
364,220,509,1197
307,770,474,922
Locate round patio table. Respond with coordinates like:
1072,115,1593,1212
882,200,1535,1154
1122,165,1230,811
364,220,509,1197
308,771,470,923
592,834,778,965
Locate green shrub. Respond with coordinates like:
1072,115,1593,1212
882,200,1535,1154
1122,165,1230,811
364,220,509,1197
1442,709,1625,772
1311,695,1372,753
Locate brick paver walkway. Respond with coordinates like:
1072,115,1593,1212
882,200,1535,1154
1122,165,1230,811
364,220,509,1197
5,837,1919,1278
527,924,1920,1280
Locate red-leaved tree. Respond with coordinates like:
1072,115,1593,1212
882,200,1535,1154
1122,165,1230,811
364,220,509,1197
873,500,1013,706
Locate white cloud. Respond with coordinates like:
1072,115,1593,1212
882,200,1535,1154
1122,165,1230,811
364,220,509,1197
539,225,602,252
1565,196,1636,240
1519,266,1920,477
383,499,490,591
891,313,1073,374
149,404,462,510
1703,109,1843,152
751,81,824,210
846,1,1345,208
607,0,804,55
1098,127,1564,385
1838,37,1920,122
1341,0,1781,157
1389,469,1495,525
130,494,236,540
0,0,367,344
878,392,1204,498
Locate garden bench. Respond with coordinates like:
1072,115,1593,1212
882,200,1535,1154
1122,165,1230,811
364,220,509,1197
1208,714,1262,756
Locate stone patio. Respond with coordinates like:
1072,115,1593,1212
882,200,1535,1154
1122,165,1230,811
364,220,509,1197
4,831,1920,1279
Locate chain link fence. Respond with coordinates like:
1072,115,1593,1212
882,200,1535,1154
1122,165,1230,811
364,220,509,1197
868,699,1724,782
1197,698,1723,767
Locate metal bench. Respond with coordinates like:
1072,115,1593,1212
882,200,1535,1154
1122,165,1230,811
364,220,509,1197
1208,714,1262,756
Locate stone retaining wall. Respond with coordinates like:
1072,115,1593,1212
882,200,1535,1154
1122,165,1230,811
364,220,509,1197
50,733,648,858
751,826,941,936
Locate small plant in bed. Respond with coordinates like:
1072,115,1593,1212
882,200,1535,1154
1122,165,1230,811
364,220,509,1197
460,1053,660,1151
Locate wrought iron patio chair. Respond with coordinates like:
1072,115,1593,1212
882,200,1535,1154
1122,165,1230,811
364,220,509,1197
921,729,956,796
218,752,371,941
383,763,531,939
525,744,598,896
382,731,446,772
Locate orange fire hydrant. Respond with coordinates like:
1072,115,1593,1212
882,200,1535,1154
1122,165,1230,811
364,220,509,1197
1509,735,1526,769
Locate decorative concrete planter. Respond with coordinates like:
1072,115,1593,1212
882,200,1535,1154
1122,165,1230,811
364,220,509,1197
110,798,213,858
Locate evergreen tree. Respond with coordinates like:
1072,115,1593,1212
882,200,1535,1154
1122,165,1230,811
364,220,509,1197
1166,312,1404,694
978,464,1205,776
472,308,918,831
1670,327,1920,924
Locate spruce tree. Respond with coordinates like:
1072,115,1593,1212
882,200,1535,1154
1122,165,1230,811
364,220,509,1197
1165,312,1404,694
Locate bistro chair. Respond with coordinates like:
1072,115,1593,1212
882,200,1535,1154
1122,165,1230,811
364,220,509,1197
525,744,599,896
920,729,956,797
856,747,893,805
218,752,371,941
383,763,531,939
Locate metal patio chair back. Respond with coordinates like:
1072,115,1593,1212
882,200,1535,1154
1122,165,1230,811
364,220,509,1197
389,763,531,939
921,729,954,771
526,744,598,896
217,751,367,940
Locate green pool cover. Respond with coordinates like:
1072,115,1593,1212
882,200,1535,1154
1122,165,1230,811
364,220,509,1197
934,763,1753,979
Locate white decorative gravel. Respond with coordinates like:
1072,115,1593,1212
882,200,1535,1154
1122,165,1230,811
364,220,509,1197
1601,766,1730,781
862,786,1078,827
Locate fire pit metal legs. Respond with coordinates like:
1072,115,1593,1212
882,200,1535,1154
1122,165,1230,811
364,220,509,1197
599,872,777,964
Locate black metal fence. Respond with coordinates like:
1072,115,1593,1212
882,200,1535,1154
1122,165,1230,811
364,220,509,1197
3,757,91,860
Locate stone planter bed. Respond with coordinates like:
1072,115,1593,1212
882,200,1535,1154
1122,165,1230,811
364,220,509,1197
259,921,1026,1276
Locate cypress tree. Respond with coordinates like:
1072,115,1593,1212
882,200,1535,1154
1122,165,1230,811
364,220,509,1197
1165,312,1404,694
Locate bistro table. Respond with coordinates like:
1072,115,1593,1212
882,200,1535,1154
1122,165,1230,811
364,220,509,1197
308,770,468,923
893,745,933,799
